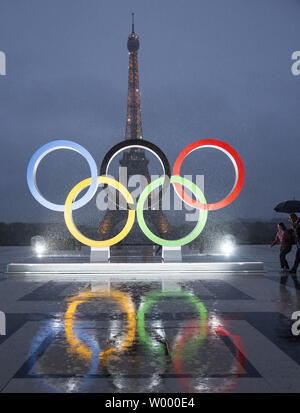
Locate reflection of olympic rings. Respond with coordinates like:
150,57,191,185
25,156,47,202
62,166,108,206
137,290,207,356
214,325,246,393
64,176,135,248
29,321,100,392
173,320,246,393
137,176,207,247
173,139,245,211
64,289,136,363
27,140,99,212
27,138,244,247
99,139,171,210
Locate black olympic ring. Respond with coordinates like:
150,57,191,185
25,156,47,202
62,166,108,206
99,139,171,210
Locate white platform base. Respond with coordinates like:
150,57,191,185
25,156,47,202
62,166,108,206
162,246,182,262
90,247,110,262
6,261,264,278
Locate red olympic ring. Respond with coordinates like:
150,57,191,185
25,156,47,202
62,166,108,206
173,139,245,211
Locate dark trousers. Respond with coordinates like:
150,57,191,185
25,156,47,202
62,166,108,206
280,246,292,269
291,247,300,271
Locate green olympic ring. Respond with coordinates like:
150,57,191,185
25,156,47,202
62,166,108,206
137,290,208,356
136,175,208,247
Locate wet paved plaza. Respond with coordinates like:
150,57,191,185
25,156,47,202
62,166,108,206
0,245,300,393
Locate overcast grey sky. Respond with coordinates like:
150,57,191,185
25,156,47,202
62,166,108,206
0,0,299,224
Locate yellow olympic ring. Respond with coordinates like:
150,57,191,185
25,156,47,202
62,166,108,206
64,176,135,247
64,288,136,363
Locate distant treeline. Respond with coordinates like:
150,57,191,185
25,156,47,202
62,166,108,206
0,222,96,248
0,220,281,248
188,220,280,251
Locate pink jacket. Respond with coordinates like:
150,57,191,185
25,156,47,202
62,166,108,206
271,230,293,248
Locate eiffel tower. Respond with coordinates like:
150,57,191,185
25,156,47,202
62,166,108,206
98,13,169,253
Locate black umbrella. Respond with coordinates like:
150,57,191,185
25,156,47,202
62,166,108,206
274,200,300,213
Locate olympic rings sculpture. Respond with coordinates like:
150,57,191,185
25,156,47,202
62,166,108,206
27,138,244,247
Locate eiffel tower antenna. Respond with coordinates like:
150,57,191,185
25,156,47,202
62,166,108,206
125,12,142,140
132,12,135,33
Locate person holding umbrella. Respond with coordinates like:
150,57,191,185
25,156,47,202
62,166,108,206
289,213,300,274
273,202,300,274
270,223,293,271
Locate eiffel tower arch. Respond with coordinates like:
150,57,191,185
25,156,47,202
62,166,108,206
98,14,169,254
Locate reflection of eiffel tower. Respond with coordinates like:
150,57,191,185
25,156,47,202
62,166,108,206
98,14,169,248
